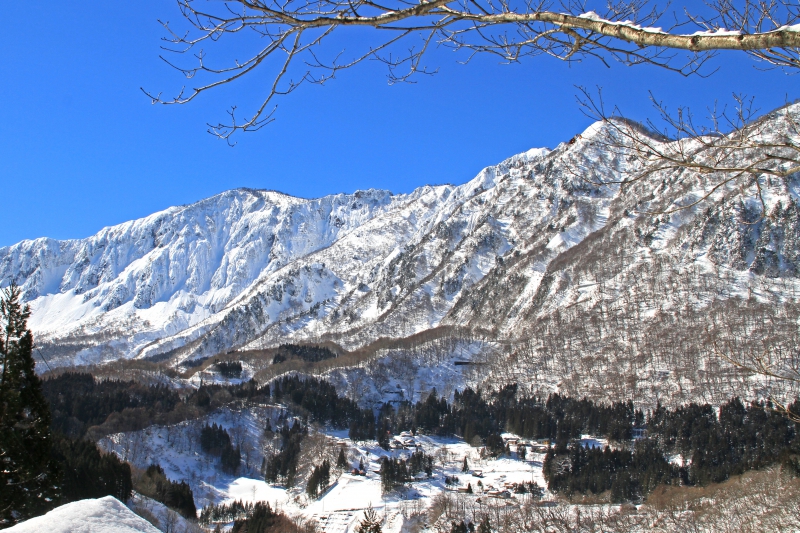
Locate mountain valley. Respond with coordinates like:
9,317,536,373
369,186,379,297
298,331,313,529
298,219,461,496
3,104,800,533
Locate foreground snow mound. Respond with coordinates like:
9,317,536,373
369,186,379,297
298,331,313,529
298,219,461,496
6,496,160,533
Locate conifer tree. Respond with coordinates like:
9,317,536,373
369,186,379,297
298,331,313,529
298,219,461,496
450,522,468,533
356,503,382,533
461,456,469,473
306,468,320,498
0,284,59,527
336,447,348,470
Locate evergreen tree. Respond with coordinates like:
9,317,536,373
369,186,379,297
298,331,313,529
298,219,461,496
306,469,320,498
264,420,307,485
230,501,298,533
461,456,469,473
306,460,331,498
485,434,505,457
377,422,391,450
139,464,197,519
0,285,59,527
356,504,382,533
336,447,348,469
450,522,469,533
320,459,331,488
50,434,132,503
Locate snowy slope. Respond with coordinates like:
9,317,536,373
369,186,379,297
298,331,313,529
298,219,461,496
3,143,566,367
3,188,399,366
4,105,800,391
97,407,547,533
5,496,161,533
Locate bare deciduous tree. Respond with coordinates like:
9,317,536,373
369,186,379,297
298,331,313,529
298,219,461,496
712,339,800,422
567,90,800,423
576,88,800,218
144,0,799,140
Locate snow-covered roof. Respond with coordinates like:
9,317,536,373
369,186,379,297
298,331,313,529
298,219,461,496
6,496,161,533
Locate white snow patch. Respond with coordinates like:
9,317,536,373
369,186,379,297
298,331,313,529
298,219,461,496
222,477,291,508
577,11,663,33
6,496,161,533
689,28,742,36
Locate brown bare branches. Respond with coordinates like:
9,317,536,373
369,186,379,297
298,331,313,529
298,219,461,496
712,339,800,423
143,0,800,141
576,88,800,220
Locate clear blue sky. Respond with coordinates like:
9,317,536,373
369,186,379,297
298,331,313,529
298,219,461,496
1,1,796,247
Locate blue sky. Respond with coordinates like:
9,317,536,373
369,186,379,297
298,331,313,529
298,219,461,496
1,1,797,247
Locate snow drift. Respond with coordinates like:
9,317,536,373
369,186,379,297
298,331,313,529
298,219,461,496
5,496,160,533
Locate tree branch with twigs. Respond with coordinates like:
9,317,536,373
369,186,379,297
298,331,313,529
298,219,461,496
143,0,800,141
712,339,800,423
575,87,800,220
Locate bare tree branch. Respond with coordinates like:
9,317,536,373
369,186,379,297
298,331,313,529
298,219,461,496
575,87,800,221
712,339,800,423
143,0,800,140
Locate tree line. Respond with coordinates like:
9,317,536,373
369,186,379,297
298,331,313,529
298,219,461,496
41,372,268,439
198,500,315,533
271,344,337,365
199,499,306,528
200,423,241,475
215,361,243,379
221,501,308,533
136,464,197,519
543,396,799,502
544,440,676,502
199,499,253,524
379,451,434,492
261,376,798,501
377,384,644,447
371,383,798,501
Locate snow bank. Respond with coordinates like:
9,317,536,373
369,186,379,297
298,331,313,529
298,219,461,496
6,496,161,533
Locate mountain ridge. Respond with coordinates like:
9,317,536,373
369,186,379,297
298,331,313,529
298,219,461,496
3,108,800,410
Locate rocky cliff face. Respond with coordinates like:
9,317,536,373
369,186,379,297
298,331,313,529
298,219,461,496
3,105,800,404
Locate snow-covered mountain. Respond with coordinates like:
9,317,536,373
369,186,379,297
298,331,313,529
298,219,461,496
3,105,800,407
3,140,570,367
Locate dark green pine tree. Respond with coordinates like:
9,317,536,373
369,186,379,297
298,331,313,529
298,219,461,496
356,503,382,533
0,285,59,527
336,447,348,469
